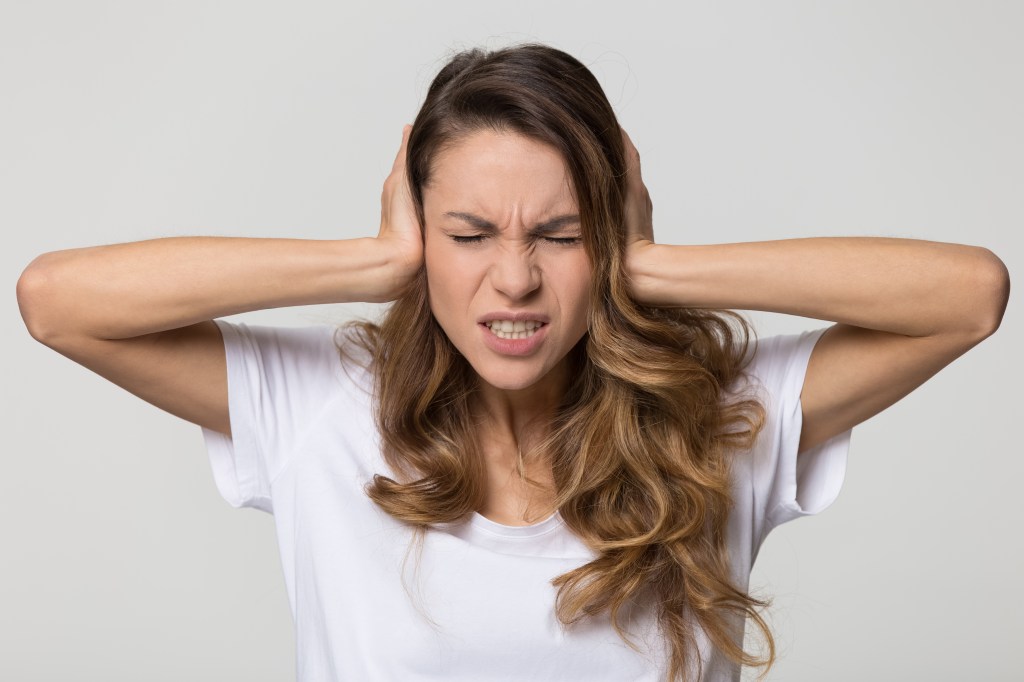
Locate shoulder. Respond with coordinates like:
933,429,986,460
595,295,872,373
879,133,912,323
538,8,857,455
726,327,830,398
723,327,850,544
215,319,375,396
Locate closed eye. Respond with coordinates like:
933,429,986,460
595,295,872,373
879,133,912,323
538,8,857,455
449,235,582,245
544,237,582,246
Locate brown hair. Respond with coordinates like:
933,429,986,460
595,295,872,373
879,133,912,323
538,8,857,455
340,42,773,681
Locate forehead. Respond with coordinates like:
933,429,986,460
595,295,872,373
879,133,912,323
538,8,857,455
424,129,577,212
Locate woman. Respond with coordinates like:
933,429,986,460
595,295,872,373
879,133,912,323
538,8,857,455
17,43,1009,681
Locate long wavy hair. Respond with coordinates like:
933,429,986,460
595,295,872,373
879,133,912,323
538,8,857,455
340,43,773,681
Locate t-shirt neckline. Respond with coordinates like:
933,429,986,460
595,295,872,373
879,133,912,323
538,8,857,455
469,509,565,538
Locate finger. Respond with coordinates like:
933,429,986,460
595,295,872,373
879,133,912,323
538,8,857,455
382,126,410,214
619,125,642,178
619,125,637,158
391,124,412,174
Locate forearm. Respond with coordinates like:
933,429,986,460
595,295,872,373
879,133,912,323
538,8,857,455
628,237,1008,338
18,236,399,341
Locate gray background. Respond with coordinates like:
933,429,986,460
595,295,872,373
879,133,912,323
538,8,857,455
4,1,1020,680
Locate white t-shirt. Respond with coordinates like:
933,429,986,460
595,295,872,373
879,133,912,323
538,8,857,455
201,320,852,681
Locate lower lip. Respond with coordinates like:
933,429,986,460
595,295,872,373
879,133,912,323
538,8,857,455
479,323,548,356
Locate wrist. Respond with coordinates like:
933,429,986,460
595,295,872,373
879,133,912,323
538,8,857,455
625,241,666,306
364,236,421,303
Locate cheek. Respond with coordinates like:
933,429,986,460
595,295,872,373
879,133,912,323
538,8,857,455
424,265,454,319
422,233,443,277
424,236,454,290
423,248,448,318
553,256,593,325
424,246,481,316
572,256,594,300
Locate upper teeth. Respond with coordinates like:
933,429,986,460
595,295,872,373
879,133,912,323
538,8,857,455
486,320,542,332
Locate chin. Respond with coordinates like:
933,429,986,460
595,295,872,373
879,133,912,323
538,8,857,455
476,373,544,393
471,363,550,393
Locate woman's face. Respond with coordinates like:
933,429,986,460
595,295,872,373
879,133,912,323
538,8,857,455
421,128,592,393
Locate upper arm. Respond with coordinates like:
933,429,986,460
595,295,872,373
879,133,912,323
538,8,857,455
32,320,232,437
794,249,1008,454
797,323,991,455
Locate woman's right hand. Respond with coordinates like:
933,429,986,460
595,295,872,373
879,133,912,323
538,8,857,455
375,124,423,299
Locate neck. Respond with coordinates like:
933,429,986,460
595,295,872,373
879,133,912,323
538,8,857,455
473,361,569,450
471,361,571,522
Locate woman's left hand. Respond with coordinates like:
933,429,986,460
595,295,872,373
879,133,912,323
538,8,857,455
620,126,656,300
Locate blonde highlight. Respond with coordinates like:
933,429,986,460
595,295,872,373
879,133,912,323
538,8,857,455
337,43,775,681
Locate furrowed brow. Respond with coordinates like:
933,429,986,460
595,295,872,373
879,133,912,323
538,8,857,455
444,211,581,235
532,214,581,235
445,212,499,233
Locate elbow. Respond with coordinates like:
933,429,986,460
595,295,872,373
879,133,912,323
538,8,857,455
969,248,1010,339
16,256,60,344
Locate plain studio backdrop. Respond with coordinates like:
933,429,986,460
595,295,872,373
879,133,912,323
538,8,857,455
3,2,1020,680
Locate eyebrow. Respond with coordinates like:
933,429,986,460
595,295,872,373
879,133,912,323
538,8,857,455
443,211,581,235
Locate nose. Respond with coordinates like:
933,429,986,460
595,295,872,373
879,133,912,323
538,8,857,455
489,247,541,301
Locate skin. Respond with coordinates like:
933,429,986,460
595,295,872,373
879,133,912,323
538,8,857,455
419,130,591,494
616,130,1008,455
417,130,593,428
379,123,1009,524
19,117,1005,536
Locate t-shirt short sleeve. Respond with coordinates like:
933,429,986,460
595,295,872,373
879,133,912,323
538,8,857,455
200,319,343,514
741,326,853,542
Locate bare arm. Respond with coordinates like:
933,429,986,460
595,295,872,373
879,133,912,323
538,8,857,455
17,235,404,343
16,124,420,436
619,127,1010,455
628,237,1008,453
628,237,1006,339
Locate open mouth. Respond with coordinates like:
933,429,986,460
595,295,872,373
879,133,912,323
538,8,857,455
483,320,546,340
